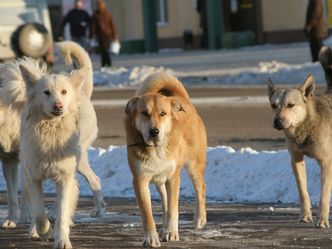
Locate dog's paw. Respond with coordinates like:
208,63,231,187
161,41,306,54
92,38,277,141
54,238,72,249
142,231,161,248
90,200,107,218
29,223,40,240
1,219,17,228
316,218,330,228
161,229,179,242
37,221,53,241
300,213,313,223
194,216,207,230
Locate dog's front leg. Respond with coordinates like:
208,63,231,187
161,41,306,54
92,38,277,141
1,157,19,228
133,177,160,248
27,177,52,241
317,159,332,228
155,184,167,236
54,175,78,249
290,151,313,223
162,171,181,242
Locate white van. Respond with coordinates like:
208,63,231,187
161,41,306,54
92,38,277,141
0,0,53,63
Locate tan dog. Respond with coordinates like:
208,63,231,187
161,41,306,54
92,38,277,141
268,46,332,228
125,73,207,247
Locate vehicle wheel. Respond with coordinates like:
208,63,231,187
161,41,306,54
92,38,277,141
17,23,50,58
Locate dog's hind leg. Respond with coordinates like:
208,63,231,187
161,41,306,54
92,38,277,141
317,159,332,228
290,151,313,223
54,175,78,249
20,170,32,223
77,152,106,217
162,171,181,242
1,157,19,228
155,184,167,236
185,161,207,230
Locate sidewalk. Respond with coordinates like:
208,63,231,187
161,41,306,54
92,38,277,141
111,42,312,77
85,42,326,87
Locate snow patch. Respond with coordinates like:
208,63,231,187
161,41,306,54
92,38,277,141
0,145,323,205
93,61,325,88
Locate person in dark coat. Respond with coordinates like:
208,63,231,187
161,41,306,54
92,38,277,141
89,0,118,67
62,0,91,48
305,0,328,62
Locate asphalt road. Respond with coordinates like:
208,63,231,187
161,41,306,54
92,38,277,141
1,194,331,249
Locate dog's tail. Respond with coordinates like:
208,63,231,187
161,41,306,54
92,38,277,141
319,46,332,91
135,72,189,99
56,41,93,99
0,57,47,108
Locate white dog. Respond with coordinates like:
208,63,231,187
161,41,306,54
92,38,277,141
0,42,104,248
0,42,106,230
19,58,82,248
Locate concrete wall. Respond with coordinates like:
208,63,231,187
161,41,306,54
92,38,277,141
261,0,308,31
157,0,201,38
105,0,201,40
106,0,143,40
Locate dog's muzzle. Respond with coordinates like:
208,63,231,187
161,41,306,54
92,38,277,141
273,118,285,130
51,103,64,116
149,128,160,138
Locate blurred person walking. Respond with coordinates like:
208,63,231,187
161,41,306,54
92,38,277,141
62,0,91,48
89,0,118,67
305,0,328,62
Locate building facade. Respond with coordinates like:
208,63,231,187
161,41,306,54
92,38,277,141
47,0,332,53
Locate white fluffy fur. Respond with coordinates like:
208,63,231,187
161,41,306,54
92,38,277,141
20,65,82,248
0,42,105,245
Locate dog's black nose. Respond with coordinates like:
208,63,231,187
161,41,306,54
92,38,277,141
54,102,63,111
149,128,160,137
273,118,283,130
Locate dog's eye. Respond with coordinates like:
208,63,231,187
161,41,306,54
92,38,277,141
271,103,277,109
160,111,167,116
43,90,51,96
141,111,149,117
287,103,295,108
61,90,67,95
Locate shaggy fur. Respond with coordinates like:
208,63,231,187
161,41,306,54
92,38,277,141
0,58,47,228
268,46,332,228
125,73,207,247
0,42,105,247
19,60,82,248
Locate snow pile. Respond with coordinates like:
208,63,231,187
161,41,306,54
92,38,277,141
0,145,323,205
181,61,324,86
93,65,174,87
93,61,325,87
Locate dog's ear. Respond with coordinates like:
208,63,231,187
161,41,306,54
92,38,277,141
69,70,85,90
267,78,276,100
300,74,315,98
125,97,139,115
171,99,185,113
19,64,40,88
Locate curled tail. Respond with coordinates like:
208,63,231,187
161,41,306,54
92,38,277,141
319,46,332,91
135,72,189,99
56,41,93,99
